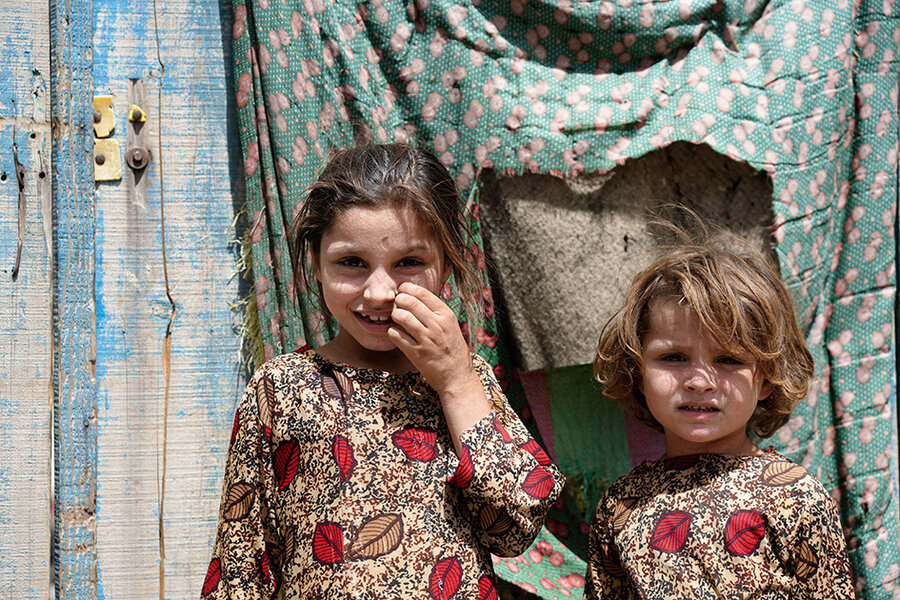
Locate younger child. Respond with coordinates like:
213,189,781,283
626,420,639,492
202,143,563,599
586,226,854,599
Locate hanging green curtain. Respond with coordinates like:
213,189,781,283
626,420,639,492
231,0,899,597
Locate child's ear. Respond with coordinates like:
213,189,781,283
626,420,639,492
441,259,452,285
758,380,774,402
311,251,322,281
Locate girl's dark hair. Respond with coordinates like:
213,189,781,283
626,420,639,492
289,142,481,322
594,221,815,439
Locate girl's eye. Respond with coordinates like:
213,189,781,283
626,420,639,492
661,353,686,362
398,257,424,268
337,257,365,268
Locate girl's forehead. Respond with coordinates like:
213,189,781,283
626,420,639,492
323,204,442,251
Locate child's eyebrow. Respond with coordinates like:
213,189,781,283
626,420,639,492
324,240,434,254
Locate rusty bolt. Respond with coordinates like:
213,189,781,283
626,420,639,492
94,153,105,165
131,108,143,121
93,110,102,123
125,147,150,170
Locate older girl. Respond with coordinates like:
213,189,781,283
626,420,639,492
202,143,563,599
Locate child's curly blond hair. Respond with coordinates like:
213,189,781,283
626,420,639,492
594,223,814,439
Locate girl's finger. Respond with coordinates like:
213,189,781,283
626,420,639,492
393,293,456,336
396,281,450,314
392,292,433,327
389,306,428,342
387,324,417,350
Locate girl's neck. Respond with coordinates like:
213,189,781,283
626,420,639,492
315,335,416,374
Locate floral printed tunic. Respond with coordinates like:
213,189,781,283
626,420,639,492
585,451,854,600
201,347,564,599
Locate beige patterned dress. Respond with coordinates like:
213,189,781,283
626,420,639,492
585,451,855,600
201,347,564,599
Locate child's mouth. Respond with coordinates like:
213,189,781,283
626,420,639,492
358,313,392,324
679,405,719,413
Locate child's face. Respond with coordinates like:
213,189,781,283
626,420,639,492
315,203,449,364
639,298,772,457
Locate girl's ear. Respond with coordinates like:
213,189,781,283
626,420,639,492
758,380,774,402
441,260,452,286
311,251,322,282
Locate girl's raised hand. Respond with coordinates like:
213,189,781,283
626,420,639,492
388,281,491,450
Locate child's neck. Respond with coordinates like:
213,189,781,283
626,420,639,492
316,336,416,374
663,437,764,458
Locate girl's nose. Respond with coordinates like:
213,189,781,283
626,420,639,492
684,364,717,393
363,269,397,304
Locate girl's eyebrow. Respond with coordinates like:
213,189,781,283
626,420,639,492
324,240,434,254
401,242,432,253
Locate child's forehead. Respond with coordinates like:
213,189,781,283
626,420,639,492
643,297,751,351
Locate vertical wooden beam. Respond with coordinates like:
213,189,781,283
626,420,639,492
91,0,243,598
51,0,97,597
0,0,52,597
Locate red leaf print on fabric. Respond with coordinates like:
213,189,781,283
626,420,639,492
274,439,300,490
519,439,551,466
650,510,692,553
294,344,312,353
477,575,498,600
448,444,474,488
664,454,699,470
429,556,463,600
201,558,221,596
260,550,276,592
332,435,356,482
313,522,344,565
493,415,513,443
230,410,240,446
392,426,438,462
724,510,766,556
522,466,555,499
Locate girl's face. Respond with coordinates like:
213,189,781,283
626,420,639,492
639,298,772,457
314,203,450,369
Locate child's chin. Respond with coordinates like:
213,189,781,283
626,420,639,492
359,339,400,353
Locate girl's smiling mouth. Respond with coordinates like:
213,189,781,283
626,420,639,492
359,313,391,322
356,312,394,328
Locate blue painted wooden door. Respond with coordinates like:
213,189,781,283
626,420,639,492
1,1,243,598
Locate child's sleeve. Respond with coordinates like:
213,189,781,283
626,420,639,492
200,367,283,600
443,355,566,557
781,481,855,599
584,492,636,600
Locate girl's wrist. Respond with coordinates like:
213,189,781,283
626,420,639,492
430,363,482,401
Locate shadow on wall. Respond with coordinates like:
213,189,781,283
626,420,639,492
479,141,775,372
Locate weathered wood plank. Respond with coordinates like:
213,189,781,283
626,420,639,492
51,0,99,597
0,1,52,598
91,0,242,598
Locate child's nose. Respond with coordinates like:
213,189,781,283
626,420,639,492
363,269,397,304
684,364,717,392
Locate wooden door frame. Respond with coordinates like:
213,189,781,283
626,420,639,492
51,0,98,597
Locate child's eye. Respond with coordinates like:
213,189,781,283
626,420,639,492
660,353,686,362
718,355,744,365
337,257,365,268
397,257,424,268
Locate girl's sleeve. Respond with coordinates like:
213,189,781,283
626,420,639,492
584,494,635,600
782,481,855,599
444,355,565,557
200,368,282,600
